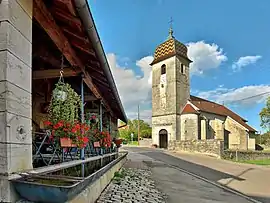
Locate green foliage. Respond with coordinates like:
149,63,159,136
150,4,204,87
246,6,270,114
49,81,82,124
260,97,270,131
118,119,152,141
254,132,270,146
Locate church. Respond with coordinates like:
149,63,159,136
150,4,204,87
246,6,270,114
151,28,256,151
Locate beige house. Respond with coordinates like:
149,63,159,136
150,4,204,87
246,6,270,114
151,28,256,150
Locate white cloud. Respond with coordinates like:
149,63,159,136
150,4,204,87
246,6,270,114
197,85,270,107
187,41,227,75
107,53,153,122
232,55,262,72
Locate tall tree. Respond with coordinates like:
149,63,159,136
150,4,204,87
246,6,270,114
118,119,152,140
260,96,270,131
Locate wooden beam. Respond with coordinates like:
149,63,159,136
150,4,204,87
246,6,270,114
63,28,96,56
84,94,98,101
86,65,104,75
71,38,96,57
33,0,113,115
63,28,89,44
55,0,77,16
92,77,110,88
33,68,81,80
89,60,101,68
50,7,82,32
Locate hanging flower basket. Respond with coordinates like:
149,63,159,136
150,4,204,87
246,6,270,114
53,89,67,101
48,81,81,124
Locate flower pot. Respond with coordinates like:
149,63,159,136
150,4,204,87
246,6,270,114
114,139,122,147
93,141,100,148
60,137,76,148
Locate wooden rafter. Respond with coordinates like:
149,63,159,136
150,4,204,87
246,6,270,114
33,68,81,80
84,94,98,101
33,0,113,115
50,6,82,32
89,60,100,68
63,28,89,44
54,0,77,16
70,38,96,56
92,77,110,88
62,28,96,56
86,65,104,75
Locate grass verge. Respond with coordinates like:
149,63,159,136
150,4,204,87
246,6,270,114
237,159,270,165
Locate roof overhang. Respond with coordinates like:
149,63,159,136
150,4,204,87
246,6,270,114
73,0,127,123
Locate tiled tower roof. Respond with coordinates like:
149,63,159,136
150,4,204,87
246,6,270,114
150,30,192,65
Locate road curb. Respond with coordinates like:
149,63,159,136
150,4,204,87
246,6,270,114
162,152,262,203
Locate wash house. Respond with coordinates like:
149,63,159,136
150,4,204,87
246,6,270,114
0,0,127,202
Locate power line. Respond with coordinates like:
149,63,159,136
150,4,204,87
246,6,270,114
223,91,270,104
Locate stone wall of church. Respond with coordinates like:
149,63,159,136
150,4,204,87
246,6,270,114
152,57,177,116
200,112,226,140
152,114,180,146
175,56,190,114
152,56,190,117
225,117,248,150
180,114,198,140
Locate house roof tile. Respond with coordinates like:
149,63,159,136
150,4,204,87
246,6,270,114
189,95,256,132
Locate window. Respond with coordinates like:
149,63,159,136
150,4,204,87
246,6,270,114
161,64,166,75
181,64,184,74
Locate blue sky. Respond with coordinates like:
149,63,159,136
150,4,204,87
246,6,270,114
88,0,270,132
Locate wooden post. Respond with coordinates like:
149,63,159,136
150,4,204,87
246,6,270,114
99,101,103,131
80,74,85,177
109,115,111,135
138,104,140,145
99,100,103,156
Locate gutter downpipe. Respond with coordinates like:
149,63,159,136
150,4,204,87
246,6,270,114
74,0,128,124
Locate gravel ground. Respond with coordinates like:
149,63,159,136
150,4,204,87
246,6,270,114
96,168,167,203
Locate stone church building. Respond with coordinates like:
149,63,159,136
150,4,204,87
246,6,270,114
151,29,256,151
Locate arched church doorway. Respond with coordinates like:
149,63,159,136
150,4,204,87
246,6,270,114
159,129,168,149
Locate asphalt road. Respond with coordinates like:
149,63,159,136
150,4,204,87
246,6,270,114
123,147,260,203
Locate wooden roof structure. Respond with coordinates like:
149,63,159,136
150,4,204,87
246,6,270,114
32,0,127,123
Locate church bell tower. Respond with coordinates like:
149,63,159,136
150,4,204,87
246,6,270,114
151,25,192,148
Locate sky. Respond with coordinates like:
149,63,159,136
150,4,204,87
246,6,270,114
88,0,270,132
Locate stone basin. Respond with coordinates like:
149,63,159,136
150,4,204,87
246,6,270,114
12,152,127,203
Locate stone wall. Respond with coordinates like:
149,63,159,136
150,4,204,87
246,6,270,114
248,138,255,150
200,112,226,140
223,150,270,161
169,139,224,158
0,0,33,202
180,114,198,140
151,114,177,145
69,153,127,203
139,138,152,147
225,117,248,150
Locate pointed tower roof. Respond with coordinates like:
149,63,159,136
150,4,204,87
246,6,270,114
150,21,192,65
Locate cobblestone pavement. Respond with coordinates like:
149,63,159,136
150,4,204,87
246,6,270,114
96,168,167,203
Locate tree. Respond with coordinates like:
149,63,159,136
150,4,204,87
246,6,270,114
260,96,270,131
118,119,152,141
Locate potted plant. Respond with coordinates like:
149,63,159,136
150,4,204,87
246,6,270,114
114,139,122,148
44,80,88,148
